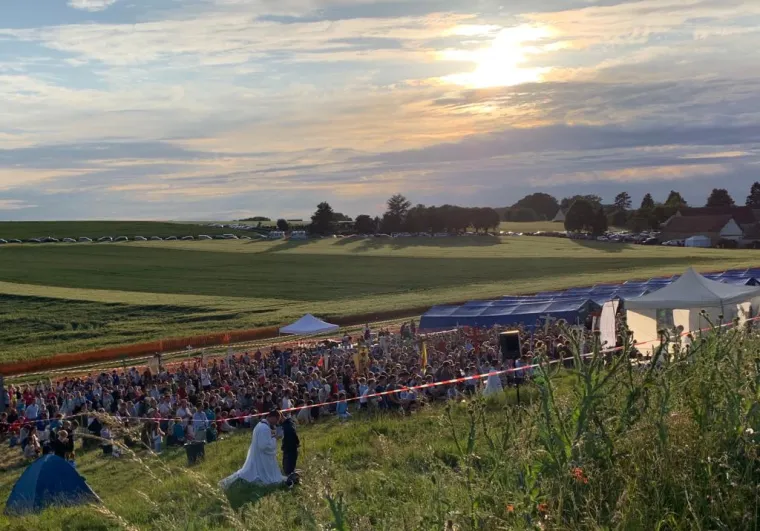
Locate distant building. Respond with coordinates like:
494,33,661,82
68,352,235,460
674,206,758,230
661,214,742,245
551,209,566,223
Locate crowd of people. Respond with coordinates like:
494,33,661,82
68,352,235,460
1,317,608,465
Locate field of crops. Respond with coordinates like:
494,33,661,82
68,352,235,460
0,221,255,241
1,227,758,363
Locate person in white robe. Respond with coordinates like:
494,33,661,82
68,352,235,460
483,361,503,396
220,410,287,489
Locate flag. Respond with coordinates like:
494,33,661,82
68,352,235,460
421,340,428,373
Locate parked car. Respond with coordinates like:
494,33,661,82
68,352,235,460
78,237,92,242
0,239,6,244
8,239,21,244
62,238,76,243
643,237,659,245
28,238,42,243
43,237,59,243
134,236,147,241
97,236,113,242
114,236,129,242
181,236,194,241
149,236,163,241
164,236,177,241
222,234,239,239
198,235,212,240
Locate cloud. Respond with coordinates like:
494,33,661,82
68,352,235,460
68,0,119,12
0,199,36,211
2,0,760,219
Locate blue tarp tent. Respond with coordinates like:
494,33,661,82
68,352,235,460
720,277,760,286
420,299,600,330
5,455,99,515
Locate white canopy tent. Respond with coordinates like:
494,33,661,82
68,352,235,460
625,268,760,353
279,314,339,335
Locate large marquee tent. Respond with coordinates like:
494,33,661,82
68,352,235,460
419,267,760,331
625,268,760,353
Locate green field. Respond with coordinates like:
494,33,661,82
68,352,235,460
1,233,758,363
0,221,257,241
498,220,566,232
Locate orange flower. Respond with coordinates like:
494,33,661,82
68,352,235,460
506,504,514,513
572,467,589,484
538,503,548,513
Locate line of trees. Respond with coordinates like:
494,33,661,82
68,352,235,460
307,194,501,236
264,183,760,237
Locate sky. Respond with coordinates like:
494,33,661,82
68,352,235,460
1,0,760,220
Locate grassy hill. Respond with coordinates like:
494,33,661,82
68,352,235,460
2,329,759,530
0,235,758,362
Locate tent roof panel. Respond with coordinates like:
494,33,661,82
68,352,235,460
626,268,760,310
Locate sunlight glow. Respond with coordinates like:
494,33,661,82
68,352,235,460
441,25,554,89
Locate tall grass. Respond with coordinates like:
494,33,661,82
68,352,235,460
4,324,760,529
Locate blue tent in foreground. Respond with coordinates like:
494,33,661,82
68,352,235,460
5,455,100,515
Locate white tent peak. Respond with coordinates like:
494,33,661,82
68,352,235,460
279,314,339,335
625,267,760,310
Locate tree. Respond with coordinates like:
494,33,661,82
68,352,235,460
746,182,760,208
593,207,608,236
381,194,412,233
310,202,334,235
501,207,539,222
706,188,735,207
242,216,271,222
471,207,500,233
564,199,597,233
333,212,353,222
512,193,559,220
665,191,687,208
276,218,289,231
613,192,632,211
608,209,628,228
405,204,429,233
640,193,655,210
354,214,376,234
560,194,602,211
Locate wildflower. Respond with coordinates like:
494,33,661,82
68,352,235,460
571,467,589,484
746,428,754,436
537,503,548,513
506,504,514,513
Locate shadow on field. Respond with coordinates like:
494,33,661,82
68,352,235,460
335,235,503,252
571,239,633,253
224,480,286,510
251,239,318,253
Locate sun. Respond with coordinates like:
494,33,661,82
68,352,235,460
442,25,553,89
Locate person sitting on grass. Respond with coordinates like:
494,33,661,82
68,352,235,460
169,418,185,446
335,392,350,420
295,400,311,425
23,425,41,460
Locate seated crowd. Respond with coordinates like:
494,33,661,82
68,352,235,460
0,318,604,460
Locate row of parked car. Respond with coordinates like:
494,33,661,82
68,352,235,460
501,229,665,245
0,234,247,245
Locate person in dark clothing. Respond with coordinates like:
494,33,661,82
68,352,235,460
51,429,71,459
281,416,300,475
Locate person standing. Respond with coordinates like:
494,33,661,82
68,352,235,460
281,414,300,476
219,410,286,489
